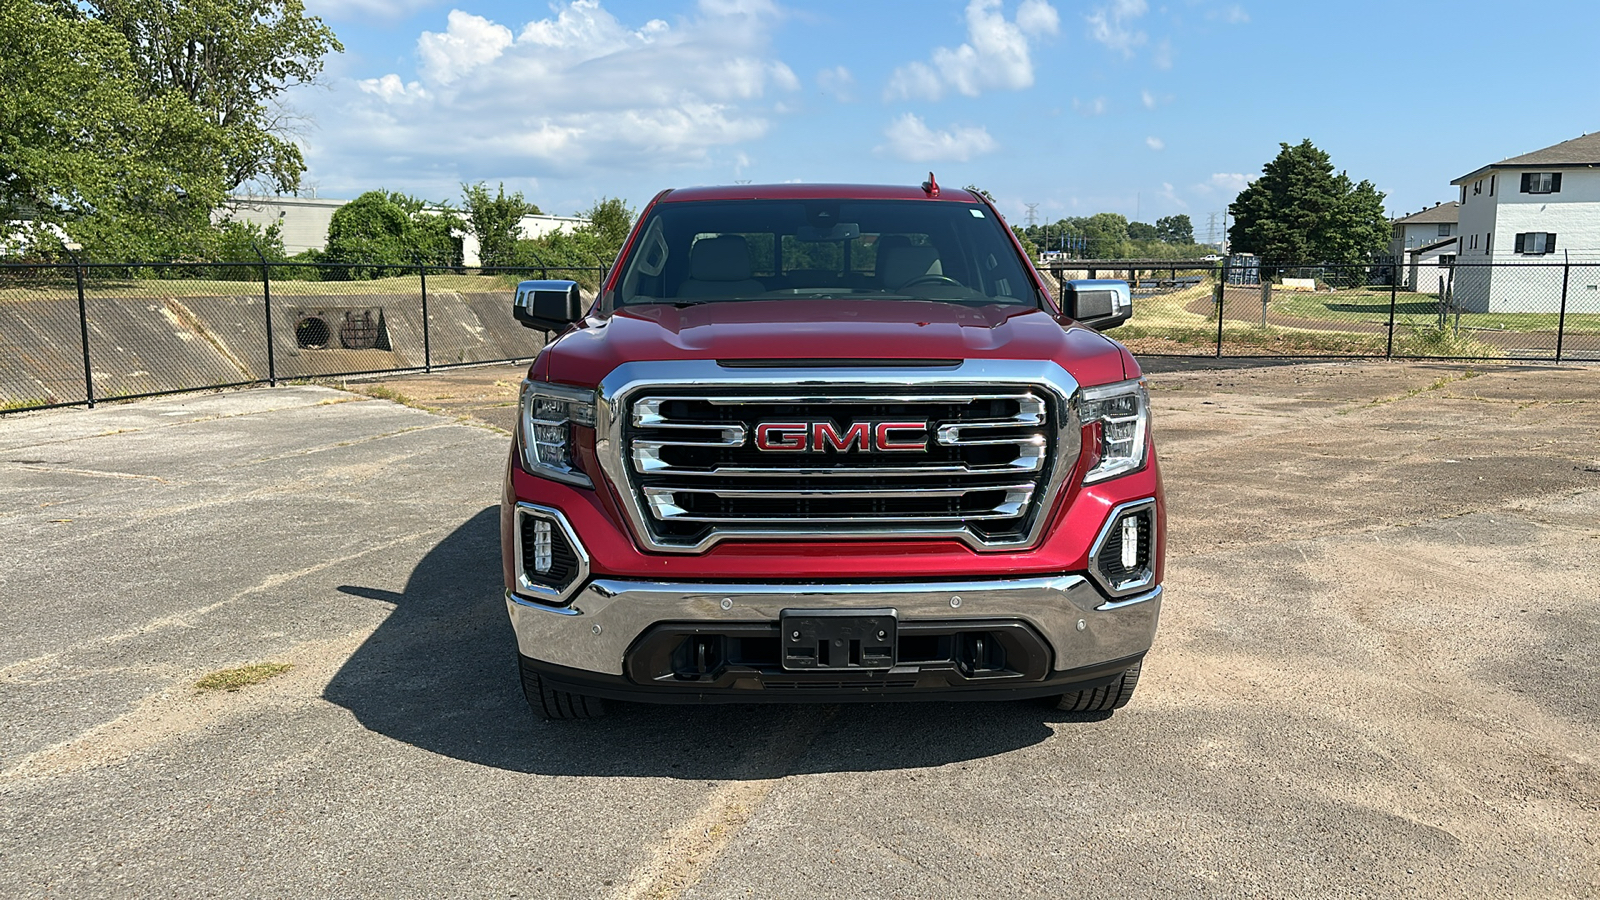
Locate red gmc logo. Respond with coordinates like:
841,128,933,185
754,421,928,452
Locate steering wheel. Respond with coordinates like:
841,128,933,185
899,274,962,288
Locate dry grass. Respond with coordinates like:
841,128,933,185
194,662,293,693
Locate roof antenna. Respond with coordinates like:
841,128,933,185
921,172,940,197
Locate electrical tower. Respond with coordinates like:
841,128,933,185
1024,203,1039,227
1206,212,1219,245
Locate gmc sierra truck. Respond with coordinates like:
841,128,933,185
501,179,1162,719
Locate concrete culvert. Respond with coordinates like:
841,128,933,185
295,316,331,349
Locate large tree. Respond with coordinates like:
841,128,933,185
1228,139,1389,264
463,182,539,268
87,0,341,194
1,0,226,257
323,191,463,275
1155,214,1193,244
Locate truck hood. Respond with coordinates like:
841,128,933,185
542,299,1129,387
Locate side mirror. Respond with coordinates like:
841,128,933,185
1062,279,1132,330
512,280,583,332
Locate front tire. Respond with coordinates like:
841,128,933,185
519,658,606,720
1051,661,1141,713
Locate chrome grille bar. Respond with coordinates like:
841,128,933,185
594,360,1082,553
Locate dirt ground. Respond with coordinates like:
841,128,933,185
2,358,1597,898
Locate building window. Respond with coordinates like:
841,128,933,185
1521,173,1562,194
1460,185,1467,205
1515,233,1557,255
1437,223,1451,237
1440,255,1456,267
1490,174,1496,196
1473,180,1483,195
1486,233,1492,254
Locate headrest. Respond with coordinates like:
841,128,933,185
878,245,943,288
688,235,754,282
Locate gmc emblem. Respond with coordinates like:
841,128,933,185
753,421,928,452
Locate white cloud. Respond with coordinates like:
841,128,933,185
314,0,797,181
1073,96,1107,117
1152,38,1173,69
305,0,437,21
1146,136,1164,150
1141,89,1155,109
1157,182,1187,209
876,113,999,163
1196,173,1256,195
1216,4,1250,24
817,65,855,101
358,73,428,103
1085,0,1147,56
418,10,514,84
885,0,1059,101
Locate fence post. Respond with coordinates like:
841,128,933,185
1215,260,1228,357
1555,251,1571,362
67,248,95,408
1386,260,1398,358
418,257,432,373
252,242,276,386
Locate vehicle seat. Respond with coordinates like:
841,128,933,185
677,235,766,298
877,241,944,290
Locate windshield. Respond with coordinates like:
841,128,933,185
613,198,1038,307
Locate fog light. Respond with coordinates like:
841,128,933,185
533,519,553,573
1121,515,1139,569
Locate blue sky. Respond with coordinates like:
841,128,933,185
293,0,1600,235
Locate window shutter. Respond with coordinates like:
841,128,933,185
1514,233,1525,253
1551,173,1562,193
1546,233,1556,254
1520,173,1532,193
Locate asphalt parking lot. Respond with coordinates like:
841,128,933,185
1,361,1597,899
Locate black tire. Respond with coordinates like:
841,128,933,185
519,660,606,720
1051,661,1141,713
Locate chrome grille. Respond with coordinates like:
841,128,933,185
619,388,1068,549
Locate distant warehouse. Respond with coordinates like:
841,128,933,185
225,194,587,266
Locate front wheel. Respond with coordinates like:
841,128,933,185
519,658,606,720
1050,661,1141,713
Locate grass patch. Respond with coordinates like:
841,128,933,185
1369,369,1482,407
195,662,292,693
1268,289,1600,335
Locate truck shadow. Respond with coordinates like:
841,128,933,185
323,507,1080,779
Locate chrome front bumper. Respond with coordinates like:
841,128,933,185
506,576,1161,677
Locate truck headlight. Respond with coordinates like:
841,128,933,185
1079,378,1150,483
519,380,597,487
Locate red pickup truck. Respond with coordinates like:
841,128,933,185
501,180,1162,718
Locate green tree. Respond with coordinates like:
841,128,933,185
1127,221,1159,242
87,0,342,194
463,182,539,268
1229,139,1389,264
1082,213,1129,258
1155,214,1193,244
1010,225,1038,260
323,190,462,276
1,0,226,258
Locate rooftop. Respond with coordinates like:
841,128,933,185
1452,132,1600,184
1392,201,1459,226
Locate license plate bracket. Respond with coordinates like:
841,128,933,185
779,608,897,671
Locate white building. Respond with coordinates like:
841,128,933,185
1389,202,1457,261
1450,132,1600,313
1405,236,1458,293
225,194,587,266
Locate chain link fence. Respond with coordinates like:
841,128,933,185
1,258,603,414
6,255,1596,416
1043,257,1600,362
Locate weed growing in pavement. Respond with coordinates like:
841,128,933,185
195,662,293,693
